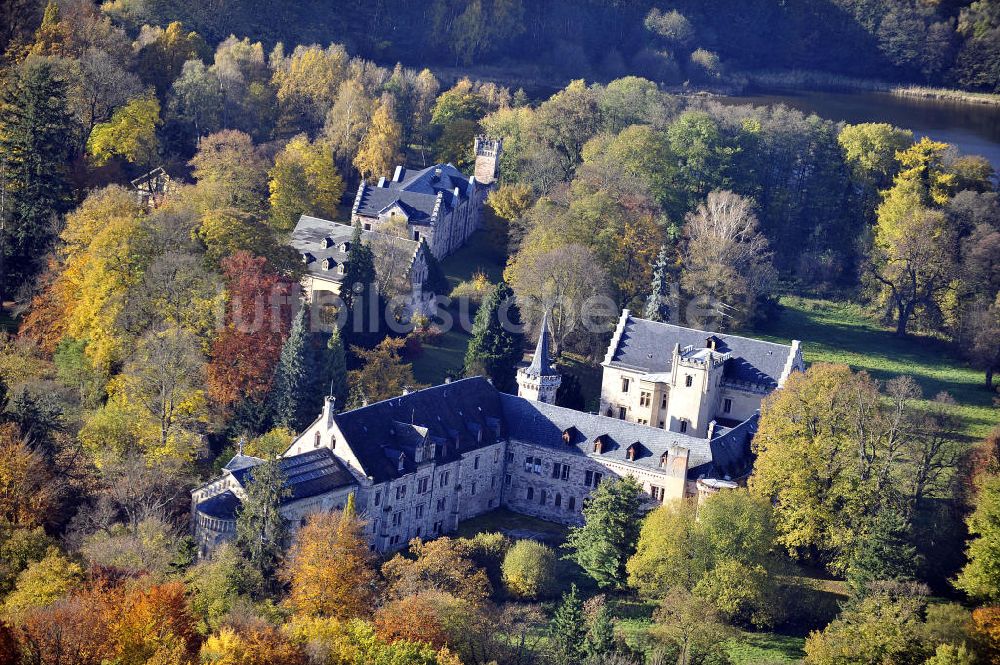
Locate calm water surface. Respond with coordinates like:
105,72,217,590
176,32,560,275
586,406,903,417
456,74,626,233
718,89,1000,167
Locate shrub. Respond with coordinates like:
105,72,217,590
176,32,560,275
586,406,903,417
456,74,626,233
502,540,558,599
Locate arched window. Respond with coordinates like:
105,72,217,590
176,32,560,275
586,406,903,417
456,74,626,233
568,496,576,511
540,490,547,506
555,493,562,508
314,431,321,447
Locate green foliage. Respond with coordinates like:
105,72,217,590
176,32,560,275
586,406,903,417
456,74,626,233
2,546,84,616
956,474,1000,602
87,96,161,166
564,476,642,590
0,57,74,296
463,281,524,393
422,244,451,297
645,245,673,322
185,543,244,634
501,539,558,599
234,460,289,596
270,306,314,431
323,327,349,411
845,506,920,596
549,584,587,665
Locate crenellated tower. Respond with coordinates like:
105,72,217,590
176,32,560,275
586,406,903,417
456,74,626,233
473,136,502,186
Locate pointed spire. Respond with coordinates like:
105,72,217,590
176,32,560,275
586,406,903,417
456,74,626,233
526,311,556,377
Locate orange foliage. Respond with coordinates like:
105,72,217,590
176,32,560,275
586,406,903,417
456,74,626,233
207,252,293,407
0,621,18,665
282,509,379,619
14,585,118,665
0,423,55,528
111,581,198,664
374,593,449,648
973,605,1000,661
17,259,71,354
201,624,308,665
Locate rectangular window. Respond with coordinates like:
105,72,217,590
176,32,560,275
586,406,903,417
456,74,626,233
680,420,688,434
524,456,532,472
491,476,496,488
474,456,480,470
594,472,603,487
507,451,514,462
584,470,593,487
621,377,630,393
440,471,449,487
505,474,511,486
650,486,665,502
685,375,693,387
661,395,667,409
540,490,547,505
433,521,442,534
436,497,446,512
396,485,407,500
638,418,648,425
392,511,403,527
374,491,382,507
724,398,733,414
533,457,542,475
417,477,429,494
415,504,425,519
471,481,477,495
639,391,651,407
618,406,626,420
527,487,534,501
561,465,570,481
494,449,500,463
568,496,576,511
552,462,561,479
659,421,665,429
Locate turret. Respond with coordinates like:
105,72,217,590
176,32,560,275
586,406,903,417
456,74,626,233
517,311,561,404
473,136,502,186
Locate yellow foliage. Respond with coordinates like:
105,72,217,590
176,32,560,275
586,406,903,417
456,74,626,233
354,100,402,181
2,547,84,617
88,96,161,166
268,134,344,231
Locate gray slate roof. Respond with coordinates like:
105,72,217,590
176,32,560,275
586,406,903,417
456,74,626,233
499,394,756,479
333,377,755,483
229,448,356,502
354,163,471,223
523,312,556,378
609,316,795,389
289,215,420,283
332,377,505,483
196,490,241,520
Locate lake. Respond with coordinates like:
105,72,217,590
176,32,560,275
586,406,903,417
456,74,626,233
716,89,1000,168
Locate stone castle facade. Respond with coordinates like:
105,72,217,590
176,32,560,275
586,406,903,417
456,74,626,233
192,312,798,557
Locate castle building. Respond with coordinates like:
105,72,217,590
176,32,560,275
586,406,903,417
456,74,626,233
516,312,561,404
350,137,501,260
192,311,801,558
599,310,803,437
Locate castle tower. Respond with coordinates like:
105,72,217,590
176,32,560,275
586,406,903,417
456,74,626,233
473,136,502,186
664,338,728,437
517,312,561,404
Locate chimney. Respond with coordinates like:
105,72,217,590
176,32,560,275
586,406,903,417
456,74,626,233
322,396,336,427
393,165,404,182
377,176,387,187
706,420,717,440
433,167,442,181
444,376,452,384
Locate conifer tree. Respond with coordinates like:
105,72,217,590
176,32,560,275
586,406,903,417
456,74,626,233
549,584,587,665
341,222,382,346
323,326,349,410
564,477,643,590
235,460,289,596
421,243,451,297
645,245,673,322
846,506,919,596
464,281,524,392
271,305,312,431
585,600,616,662
0,58,74,299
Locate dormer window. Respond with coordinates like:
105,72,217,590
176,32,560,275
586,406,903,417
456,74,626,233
340,241,351,252
593,436,607,454
322,237,334,248
626,443,638,461
397,453,406,472
323,257,336,271
337,263,345,275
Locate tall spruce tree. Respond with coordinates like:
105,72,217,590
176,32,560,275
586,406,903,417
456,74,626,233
0,58,74,299
341,221,381,346
271,305,312,431
564,476,643,589
323,326,349,410
235,459,290,596
464,281,524,392
846,504,920,596
645,245,673,322
549,584,587,665
585,600,616,662
421,242,451,297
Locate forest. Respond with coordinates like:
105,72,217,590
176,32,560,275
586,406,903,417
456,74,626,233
5,0,1000,92
0,0,999,664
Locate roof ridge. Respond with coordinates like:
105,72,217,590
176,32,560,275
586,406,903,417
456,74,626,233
626,313,796,350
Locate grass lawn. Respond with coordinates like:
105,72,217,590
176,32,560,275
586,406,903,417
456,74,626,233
726,632,807,665
410,327,471,386
755,295,999,441
456,508,569,545
440,230,506,288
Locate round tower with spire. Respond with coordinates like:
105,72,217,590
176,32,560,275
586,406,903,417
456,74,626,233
517,312,561,404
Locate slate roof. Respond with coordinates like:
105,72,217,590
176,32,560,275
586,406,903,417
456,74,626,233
331,377,756,483
229,448,357,503
499,394,756,479
331,377,505,483
354,163,472,223
522,312,556,378
196,490,241,520
608,314,797,389
289,215,420,283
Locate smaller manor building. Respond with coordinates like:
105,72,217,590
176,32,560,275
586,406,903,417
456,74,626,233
351,137,501,259
600,310,803,437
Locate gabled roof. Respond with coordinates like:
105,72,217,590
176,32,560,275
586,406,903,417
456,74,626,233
229,448,356,503
196,490,241,520
606,312,799,389
354,163,473,222
289,215,421,283
331,377,506,483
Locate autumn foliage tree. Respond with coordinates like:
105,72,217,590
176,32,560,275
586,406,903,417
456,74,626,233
282,496,379,619
382,537,492,603
207,252,293,411
0,423,55,528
